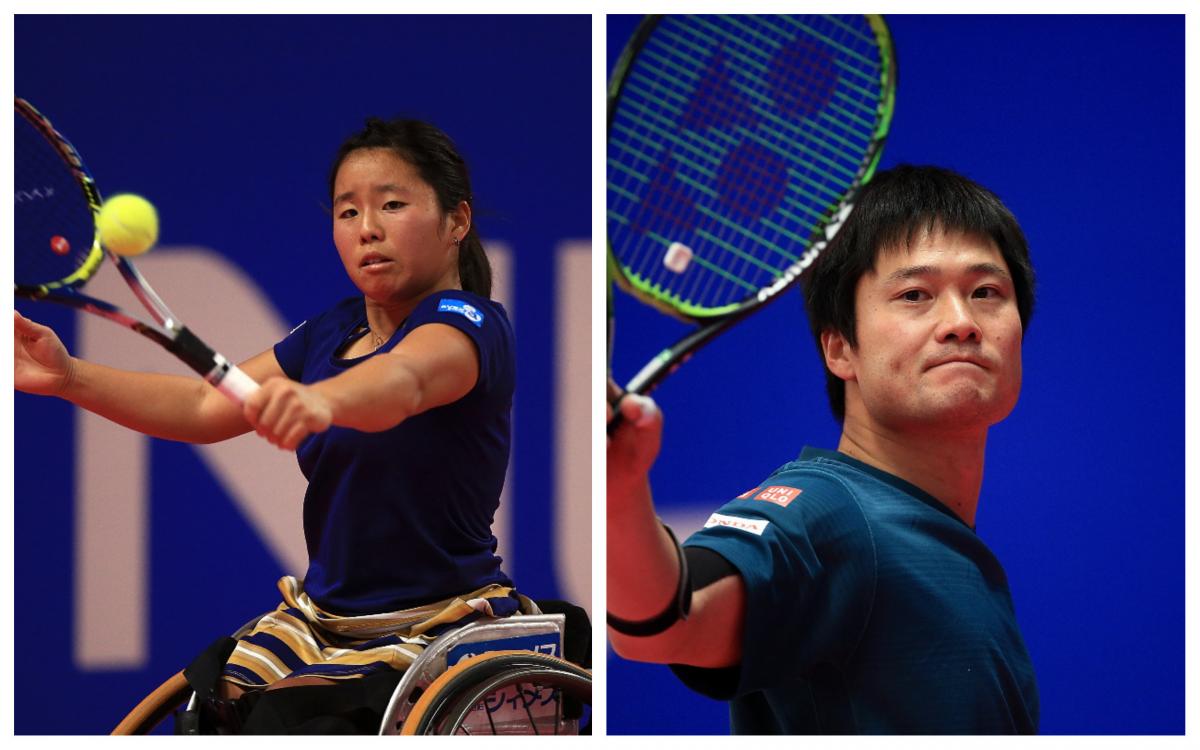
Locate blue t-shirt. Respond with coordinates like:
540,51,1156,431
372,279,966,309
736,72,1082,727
675,447,1040,734
273,291,514,615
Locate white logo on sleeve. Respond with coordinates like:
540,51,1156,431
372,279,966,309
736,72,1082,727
704,513,769,536
438,298,485,327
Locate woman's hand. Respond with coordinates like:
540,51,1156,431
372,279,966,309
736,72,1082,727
14,311,76,397
243,377,333,450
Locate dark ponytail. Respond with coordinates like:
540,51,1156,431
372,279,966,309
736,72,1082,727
329,118,492,298
455,229,491,298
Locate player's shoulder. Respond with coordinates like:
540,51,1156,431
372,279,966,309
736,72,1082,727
708,448,877,533
413,290,510,328
408,292,513,352
740,450,865,506
688,451,875,559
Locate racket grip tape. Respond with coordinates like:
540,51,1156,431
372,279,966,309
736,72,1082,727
607,398,625,436
606,380,627,436
213,364,260,403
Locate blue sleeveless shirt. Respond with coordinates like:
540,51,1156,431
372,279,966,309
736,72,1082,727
273,291,514,615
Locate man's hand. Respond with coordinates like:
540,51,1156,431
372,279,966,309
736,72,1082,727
607,378,663,510
243,377,333,450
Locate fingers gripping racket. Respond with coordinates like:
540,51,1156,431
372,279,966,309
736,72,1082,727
14,98,259,403
607,15,895,429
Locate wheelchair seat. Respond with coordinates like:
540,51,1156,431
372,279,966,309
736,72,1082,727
113,600,591,735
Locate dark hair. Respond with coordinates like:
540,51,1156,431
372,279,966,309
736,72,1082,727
329,118,492,298
802,164,1036,422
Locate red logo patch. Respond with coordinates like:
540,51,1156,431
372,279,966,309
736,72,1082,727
754,486,801,507
736,487,760,499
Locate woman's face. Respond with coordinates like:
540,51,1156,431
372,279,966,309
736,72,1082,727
331,148,465,304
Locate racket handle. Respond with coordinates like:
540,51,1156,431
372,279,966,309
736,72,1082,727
607,410,624,436
212,364,260,404
171,327,260,404
607,389,660,436
606,379,626,436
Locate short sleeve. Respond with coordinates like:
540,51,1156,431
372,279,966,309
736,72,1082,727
403,293,514,397
675,466,877,698
273,318,312,381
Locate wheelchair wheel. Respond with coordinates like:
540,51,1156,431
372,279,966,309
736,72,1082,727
112,671,193,735
399,650,591,735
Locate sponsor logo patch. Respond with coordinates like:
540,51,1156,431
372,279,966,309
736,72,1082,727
754,485,801,507
704,513,769,536
447,633,560,666
438,298,484,327
736,487,760,499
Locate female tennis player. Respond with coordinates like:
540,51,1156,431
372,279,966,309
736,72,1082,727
14,118,526,732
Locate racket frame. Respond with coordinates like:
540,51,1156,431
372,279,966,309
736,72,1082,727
14,98,259,403
606,14,897,398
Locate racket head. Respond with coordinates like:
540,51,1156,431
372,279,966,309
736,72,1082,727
14,98,106,298
607,14,896,323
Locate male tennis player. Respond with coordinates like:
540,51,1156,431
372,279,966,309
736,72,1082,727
607,165,1040,734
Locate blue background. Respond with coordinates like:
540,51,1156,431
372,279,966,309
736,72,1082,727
14,14,590,734
607,14,1185,735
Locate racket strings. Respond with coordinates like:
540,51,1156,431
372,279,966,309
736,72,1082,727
672,16,867,304
608,14,891,316
15,103,103,292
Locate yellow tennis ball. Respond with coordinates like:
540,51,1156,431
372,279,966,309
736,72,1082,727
98,193,159,256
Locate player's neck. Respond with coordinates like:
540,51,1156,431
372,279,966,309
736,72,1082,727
362,276,462,343
836,415,986,527
362,300,411,344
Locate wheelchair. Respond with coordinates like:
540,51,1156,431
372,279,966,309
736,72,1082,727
113,601,591,735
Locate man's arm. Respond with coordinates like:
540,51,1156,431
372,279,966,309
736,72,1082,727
607,391,746,668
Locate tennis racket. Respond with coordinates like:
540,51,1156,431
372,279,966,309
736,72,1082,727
14,97,259,403
607,15,896,429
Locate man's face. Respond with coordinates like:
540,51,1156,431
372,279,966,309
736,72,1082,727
833,227,1024,435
